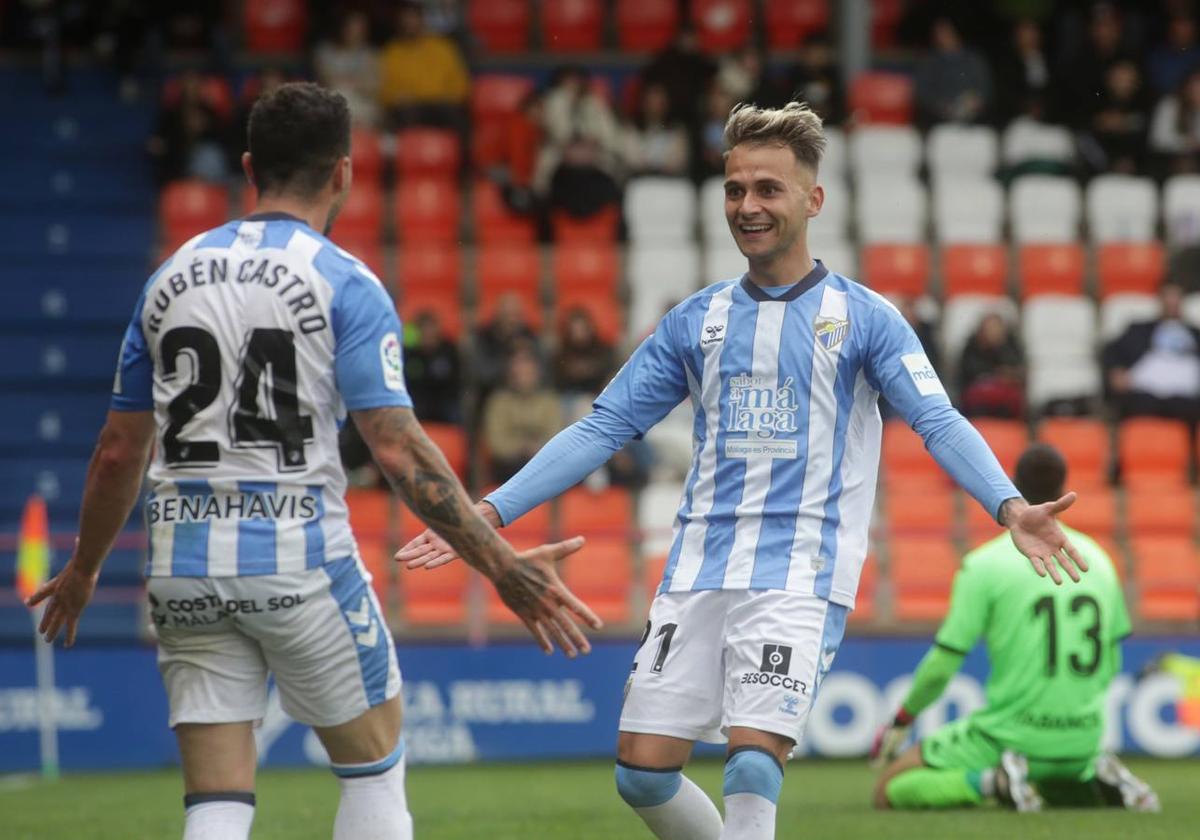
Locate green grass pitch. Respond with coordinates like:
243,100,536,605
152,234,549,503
3,758,1198,839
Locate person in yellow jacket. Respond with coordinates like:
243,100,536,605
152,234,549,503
379,2,469,129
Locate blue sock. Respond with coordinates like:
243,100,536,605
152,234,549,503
615,761,683,808
724,747,784,802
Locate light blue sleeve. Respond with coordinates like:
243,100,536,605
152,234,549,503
863,301,1019,522
332,268,413,411
110,291,154,412
592,309,691,436
484,406,641,525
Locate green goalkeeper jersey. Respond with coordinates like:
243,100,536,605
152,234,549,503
934,526,1131,759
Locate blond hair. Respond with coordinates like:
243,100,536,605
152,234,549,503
722,101,826,171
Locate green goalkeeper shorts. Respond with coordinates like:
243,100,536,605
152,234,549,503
919,717,1096,783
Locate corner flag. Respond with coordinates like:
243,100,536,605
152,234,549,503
16,495,50,604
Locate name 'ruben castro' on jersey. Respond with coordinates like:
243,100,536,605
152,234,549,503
111,213,411,578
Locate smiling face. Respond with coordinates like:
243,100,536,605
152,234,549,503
724,142,823,266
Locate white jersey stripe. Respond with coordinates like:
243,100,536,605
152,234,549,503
829,371,882,606
205,512,240,576
147,483,175,576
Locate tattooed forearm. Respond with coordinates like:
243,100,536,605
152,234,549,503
495,560,552,615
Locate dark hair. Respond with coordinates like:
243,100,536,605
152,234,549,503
247,82,350,197
1014,443,1066,505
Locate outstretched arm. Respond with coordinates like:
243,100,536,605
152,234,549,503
870,645,966,767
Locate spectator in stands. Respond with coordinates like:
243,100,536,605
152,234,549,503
640,27,717,131
315,11,380,127
555,307,614,400
622,82,689,178
493,90,545,216
1148,12,1200,96
1103,282,1200,422
881,295,941,420
474,293,542,394
914,17,992,127
696,81,736,179
378,1,469,131
404,309,462,424
482,349,563,483
958,313,1025,418
790,38,844,126
230,66,288,170
994,18,1055,123
535,67,623,220
1060,2,1139,128
148,69,230,184
1150,67,1200,174
1080,59,1151,174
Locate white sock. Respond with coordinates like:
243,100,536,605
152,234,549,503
332,749,413,840
182,794,255,840
979,768,997,797
720,792,776,840
634,775,723,840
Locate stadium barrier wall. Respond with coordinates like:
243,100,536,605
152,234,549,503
1,638,1198,772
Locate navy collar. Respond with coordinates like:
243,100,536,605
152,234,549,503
740,260,828,302
243,211,308,224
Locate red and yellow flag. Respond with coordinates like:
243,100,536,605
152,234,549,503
15,495,50,603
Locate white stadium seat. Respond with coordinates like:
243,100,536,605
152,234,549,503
1100,293,1159,341
699,176,727,243
637,478,687,554
815,240,857,277
704,243,747,282
1163,174,1200,248
628,244,700,339
940,295,1019,377
1001,117,1075,167
809,174,851,247
1184,292,1200,329
1086,174,1158,243
932,177,1004,243
1009,176,1081,243
856,175,927,243
1021,295,1097,362
821,125,847,180
849,126,921,178
926,124,999,180
1027,359,1102,409
625,177,697,243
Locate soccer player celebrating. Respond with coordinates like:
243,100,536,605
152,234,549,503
26,83,600,840
399,101,1085,839
871,444,1160,814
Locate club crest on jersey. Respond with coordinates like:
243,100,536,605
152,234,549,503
814,315,850,351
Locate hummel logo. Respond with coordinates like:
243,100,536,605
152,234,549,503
702,324,726,346
346,596,380,647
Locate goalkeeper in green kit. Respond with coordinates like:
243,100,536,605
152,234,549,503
871,444,1160,813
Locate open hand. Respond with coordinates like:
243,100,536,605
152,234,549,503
26,562,99,647
395,526,459,570
1006,493,1088,585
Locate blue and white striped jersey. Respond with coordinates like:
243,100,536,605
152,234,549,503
111,213,411,577
595,261,953,608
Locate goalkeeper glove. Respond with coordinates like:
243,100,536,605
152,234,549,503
869,707,914,768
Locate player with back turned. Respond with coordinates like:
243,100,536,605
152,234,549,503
400,101,1088,840
871,443,1160,813
25,83,600,840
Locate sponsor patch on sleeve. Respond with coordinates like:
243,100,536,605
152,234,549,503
380,332,405,391
901,352,946,396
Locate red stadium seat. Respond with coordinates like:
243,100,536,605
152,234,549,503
885,484,954,535
1018,244,1085,298
1037,417,1110,488
1097,242,1165,297
1059,486,1118,538
551,206,620,243
351,127,384,184
963,491,1004,542
890,536,959,622
552,243,620,294
765,0,830,49
334,238,387,282
871,0,905,48
940,244,1008,298
332,180,384,242
345,487,392,543
244,0,307,53
849,553,878,623
882,420,947,487
971,419,1029,475
401,561,471,625
489,494,553,540
561,486,632,539
691,0,751,52
476,243,543,328
470,75,537,169
1132,536,1200,621
400,293,464,342
849,72,913,125
1093,536,1127,580
423,422,469,482
862,244,930,297
467,0,531,52
1125,487,1195,537
542,0,605,52
616,0,680,52
643,553,669,600
398,244,462,297
473,179,538,243
561,538,634,624
161,75,234,121
556,290,623,345
395,129,461,178
160,180,229,246
1119,418,1190,487
395,177,461,242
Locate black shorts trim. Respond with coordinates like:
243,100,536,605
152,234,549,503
616,760,683,774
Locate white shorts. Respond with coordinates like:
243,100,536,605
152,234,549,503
619,590,848,745
147,555,400,729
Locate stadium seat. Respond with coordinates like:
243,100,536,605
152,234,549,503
940,295,1019,371
962,490,1004,540
351,127,383,184
699,176,728,243
541,0,604,52
0,392,109,454
395,176,460,242
1026,360,1102,412
1100,293,1159,342
809,175,851,247
160,180,229,247
400,560,470,626
1185,292,1200,329
1097,242,1164,298
423,422,469,482
813,240,857,277
855,176,927,244
1118,418,1190,487
643,552,669,600
552,243,619,295
1001,117,1074,169
470,74,536,169
849,126,921,177
1061,486,1118,537
885,484,954,534
1037,417,1111,488
926,125,999,180
467,0,531,52
971,419,1029,475
1086,175,1158,243
628,244,700,338
1163,174,1200,248
473,178,538,243
1010,177,1082,243
691,0,751,52
561,538,634,624
1093,536,1126,579
932,177,1003,244
870,0,904,48
848,72,913,125
1125,487,1195,537
821,126,847,180
476,243,543,329
400,289,464,341
4,334,124,386
625,177,697,243
336,238,387,283
861,244,929,297
244,0,307,53
561,486,632,539
1021,295,1097,360
881,420,947,487
556,290,623,344
702,243,746,283
764,0,829,48
331,179,384,242
615,0,679,51
890,536,959,622
160,74,233,121
551,205,619,242
398,244,462,296
941,244,1008,297
395,128,461,177
638,480,683,555
1132,536,1200,621
849,554,878,623
1018,244,1085,298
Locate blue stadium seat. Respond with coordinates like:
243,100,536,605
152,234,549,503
0,392,110,454
1,333,125,385
0,215,154,259
0,458,92,525
0,269,144,325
